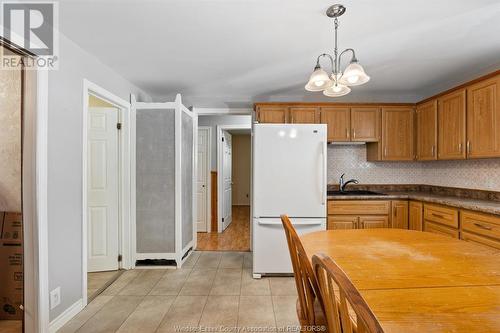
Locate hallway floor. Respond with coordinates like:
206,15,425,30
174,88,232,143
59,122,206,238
88,270,122,302
197,206,250,251
58,251,298,333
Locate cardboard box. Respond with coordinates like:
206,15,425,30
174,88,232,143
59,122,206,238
0,212,23,243
0,242,23,320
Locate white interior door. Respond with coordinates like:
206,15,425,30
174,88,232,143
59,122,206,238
87,107,119,272
196,128,209,232
222,131,233,230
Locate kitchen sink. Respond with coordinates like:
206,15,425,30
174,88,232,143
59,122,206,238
327,190,386,196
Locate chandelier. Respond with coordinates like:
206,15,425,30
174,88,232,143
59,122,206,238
305,4,370,97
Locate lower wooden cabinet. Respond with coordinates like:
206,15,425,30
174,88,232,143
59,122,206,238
409,201,423,231
328,200,393,230
424,221,460,238
391,200,409,229
359,216,389,229
460,210,500,250
327,216,357,230
423,203,459,238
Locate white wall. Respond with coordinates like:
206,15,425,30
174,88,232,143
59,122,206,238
47,33,151,321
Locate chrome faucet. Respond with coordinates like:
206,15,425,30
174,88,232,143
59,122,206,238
339,173,359,192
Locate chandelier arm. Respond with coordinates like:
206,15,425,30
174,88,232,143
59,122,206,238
337,48,357,76
316,53,335,74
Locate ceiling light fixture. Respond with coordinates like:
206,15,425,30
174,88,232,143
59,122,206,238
305,4,370,97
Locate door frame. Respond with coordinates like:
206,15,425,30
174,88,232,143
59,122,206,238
82,79,132,307
216,124,251,233
197,126,212,232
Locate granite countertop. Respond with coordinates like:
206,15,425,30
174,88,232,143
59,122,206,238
327,191,500,216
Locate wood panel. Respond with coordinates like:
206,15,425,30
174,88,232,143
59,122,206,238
466,74,500,158
409,201,423,231
424,221,459,238
327,215,358,230
319,107,350,142
350,107,380,142
424,204,458,229
256,105,288,123
438,89,466,160
328,200,390,215
391,200,409,229
210,171,218,232
381,107,415,160
460,210,500,241
461,231,500,250
416,100,437,160
289,106,318,123
358,215,389,229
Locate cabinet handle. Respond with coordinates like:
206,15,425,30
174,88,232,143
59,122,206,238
431,145,435,157
394,208,397,218
346,128,350,138
474,223,492,231
384,147,387,157
458,143,463,153
353,129,356,138
467,141,471,154
432,213,445,219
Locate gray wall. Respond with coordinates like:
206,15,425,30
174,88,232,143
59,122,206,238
47,33,151,321
198,115,252,170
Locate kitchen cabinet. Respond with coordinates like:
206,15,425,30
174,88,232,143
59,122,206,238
358,215,389,229
327,200,393,230
438,89,466,160
423,203,459,238
416,100,437,160
289,106,318,124
466,74,500,158
327,215,358,230
256,105,288,123
350,107,380,142
460,210,500,250
409,201,423,231
391,200,409,229
320,107,350,142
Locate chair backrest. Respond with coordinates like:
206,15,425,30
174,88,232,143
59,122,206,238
313,253,384,333
281,215,324,326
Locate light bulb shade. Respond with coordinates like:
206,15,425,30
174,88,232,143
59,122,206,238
339,62,370,86
323,83,351,97
305,67,332,91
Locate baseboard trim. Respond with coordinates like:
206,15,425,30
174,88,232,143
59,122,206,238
48,298,83,333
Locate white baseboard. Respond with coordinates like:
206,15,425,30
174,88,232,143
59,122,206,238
49,299,83,333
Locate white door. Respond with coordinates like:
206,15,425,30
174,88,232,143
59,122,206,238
87,107,120,272
222,131,232,230
196,128,209,232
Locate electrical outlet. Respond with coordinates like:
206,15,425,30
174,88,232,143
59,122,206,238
50,287,61,310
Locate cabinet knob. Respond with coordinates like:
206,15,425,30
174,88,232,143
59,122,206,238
467,141,471,154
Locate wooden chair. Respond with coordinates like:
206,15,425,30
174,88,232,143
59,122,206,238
280,215,326,329
313,253,384,333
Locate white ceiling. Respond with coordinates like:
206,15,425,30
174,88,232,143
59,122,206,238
59,0,500,107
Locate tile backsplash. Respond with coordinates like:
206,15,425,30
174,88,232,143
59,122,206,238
328,145,500,191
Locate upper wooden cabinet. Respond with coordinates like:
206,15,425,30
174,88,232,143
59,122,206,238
289,107,318,124
416,100,437,160
319,107,350,142
350,107,380,142
374,107,414,161
466,75,500,158
255,105,288,123
438,89,466,160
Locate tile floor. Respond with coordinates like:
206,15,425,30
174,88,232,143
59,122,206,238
59,251,299,333
88,270,122,301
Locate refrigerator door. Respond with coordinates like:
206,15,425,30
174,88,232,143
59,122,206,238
253,217,326,274
253,124,327,218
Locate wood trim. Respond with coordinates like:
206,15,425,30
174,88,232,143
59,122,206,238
211,171,218,232
254,102,415,110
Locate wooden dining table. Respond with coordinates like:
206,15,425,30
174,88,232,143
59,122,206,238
300,229,500,333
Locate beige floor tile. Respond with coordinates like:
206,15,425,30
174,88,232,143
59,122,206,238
210,269,242,295
240,269,271,296
219,252,244,269
102,269,142,295
118,270,166,295
156,296,208,333
149,269,192,295
116,295,176,333
180,268,217,295
57,295,114,333
272,296,300,328
269,277,297,296
76,295,143,333
238,296,276,329
195,251,222,269
199,295,239,329
182,251,201,268
243,252,252,269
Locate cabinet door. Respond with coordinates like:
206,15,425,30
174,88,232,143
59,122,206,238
327,216,358,230
381,108,415,160
320,107,350,142
350,108,380,142
467,75,500,158
409,201,423,231
424,221,459,238
438,89,466,160
391,200,409,229
416,100,437,160
256,106,288,123
358,216,389,229
289,107,318,124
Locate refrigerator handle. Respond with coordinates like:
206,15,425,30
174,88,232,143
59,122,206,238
321,141,326,205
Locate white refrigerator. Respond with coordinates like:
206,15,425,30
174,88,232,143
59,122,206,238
252,123,327,277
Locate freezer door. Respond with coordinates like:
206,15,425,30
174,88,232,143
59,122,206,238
253,124,327,218
253,217,326,274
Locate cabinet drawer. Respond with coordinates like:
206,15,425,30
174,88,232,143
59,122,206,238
460,210,500,241
424,204,458,228
358,215,389,229
328,200,390,215
424,221,459,238
461,231,500,250
327,216,358,230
